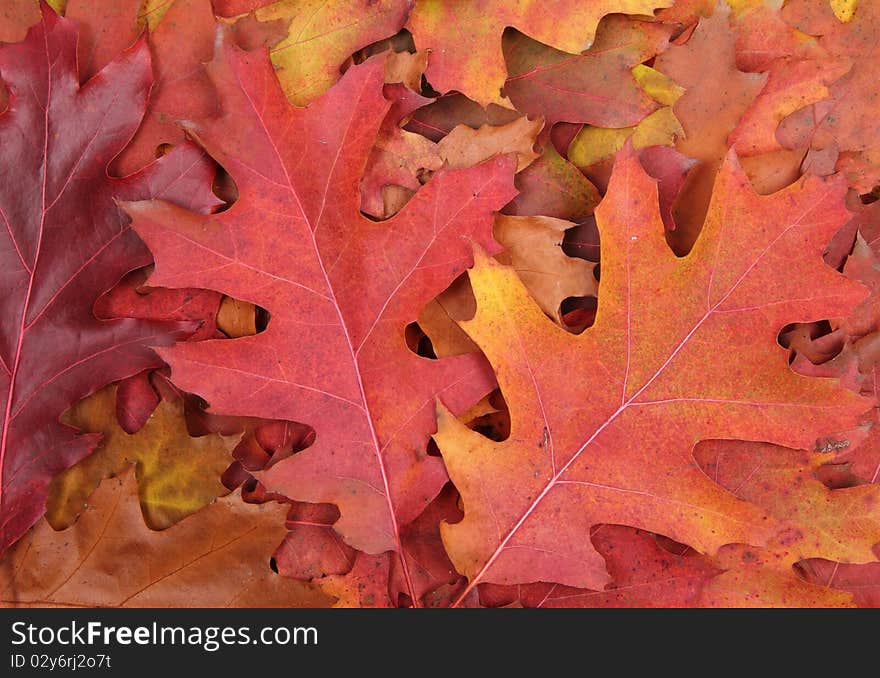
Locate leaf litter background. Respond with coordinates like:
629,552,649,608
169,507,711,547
1,0,880,608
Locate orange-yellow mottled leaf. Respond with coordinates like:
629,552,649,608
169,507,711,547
250,0,412,105
318,552,394,608
695,440,880,567
434,146,868,599
407,0,672,107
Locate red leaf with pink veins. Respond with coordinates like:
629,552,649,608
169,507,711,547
113,0,219,175
124,32,515,604
0,9,220,552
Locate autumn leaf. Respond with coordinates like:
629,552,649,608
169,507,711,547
728,56,850,157
243,0,412,106
728,0,826,73
274,502,356,581
407,0,672,107
798,558,880,607
501,144,600,221
478,526,721,608
0,467,331,607
694,440,880,567
123,30,515,606
360,80,440,219
66,0,143,81
318,552,394,608
434,145,868,600
95,266,224,344
404,92,521,143
0,0,41,43
653,5,766,249
46,385,235,531
3,0,876,611
113,0,220,175
502,16,673,129
438,117,543,173
0,8,219,553
779,0,880,192
494,215,597,325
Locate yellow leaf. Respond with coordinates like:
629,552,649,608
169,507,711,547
830,0,857,22
253,0,411,106
632,65,684,106
47,386,237,530
568,107,682,167
139,0,175,30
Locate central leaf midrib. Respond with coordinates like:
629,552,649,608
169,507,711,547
452,188,814,603
233,64,420,603
0,24,54,521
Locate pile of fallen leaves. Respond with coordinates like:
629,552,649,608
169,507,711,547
1,0,879,609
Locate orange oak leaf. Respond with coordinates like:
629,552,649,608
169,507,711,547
123,32,516,606
728,0,825,73
438,117,543,173
0,0,41,43
695,439,880,565
66,0,142,82
692,439,880,607
0,467,331,607
318,552,394,608
728,56,850,157
781,0,880,192
417,275,481,359
789,228,880,402
698,553,855,607
433,145,868,601
406,0,671,107
494,215,597,325
653,5,766,251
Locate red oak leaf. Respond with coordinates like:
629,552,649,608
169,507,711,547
478,526,720,608
798,558,880,608
113,0,219,175
0,7,219,552
66,0,143,82
124,31,515,605
502,16,672,129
